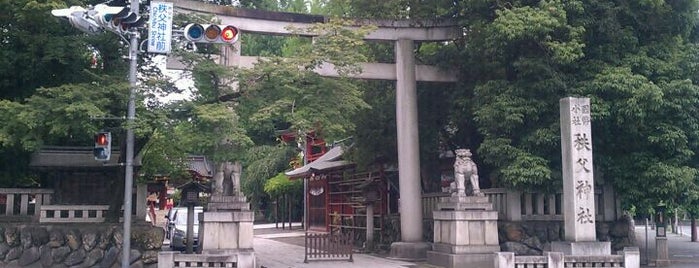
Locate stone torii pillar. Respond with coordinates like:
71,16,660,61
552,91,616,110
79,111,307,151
390,38,431,260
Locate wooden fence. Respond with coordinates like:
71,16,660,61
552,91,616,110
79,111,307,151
304,231,354,263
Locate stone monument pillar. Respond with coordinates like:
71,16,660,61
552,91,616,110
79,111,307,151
552,97,610,255
427,149,499,268
198,161,257,267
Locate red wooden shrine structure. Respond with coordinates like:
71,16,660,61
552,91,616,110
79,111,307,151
305,170,389,232
285,133,391,234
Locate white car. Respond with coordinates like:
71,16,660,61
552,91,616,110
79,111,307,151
167,206,203,250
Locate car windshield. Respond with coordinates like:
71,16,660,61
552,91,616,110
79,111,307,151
173,209,203,225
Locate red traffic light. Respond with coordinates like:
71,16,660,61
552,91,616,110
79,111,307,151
94,132,111,161
221,26,239,43
95,132,110,146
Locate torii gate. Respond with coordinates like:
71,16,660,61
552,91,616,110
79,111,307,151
166,0,461,260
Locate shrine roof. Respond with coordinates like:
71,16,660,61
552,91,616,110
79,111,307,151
285,146,353,178
187,155,214,178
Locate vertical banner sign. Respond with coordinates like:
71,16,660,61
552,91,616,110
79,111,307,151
148,2,173,54
560,97,596,242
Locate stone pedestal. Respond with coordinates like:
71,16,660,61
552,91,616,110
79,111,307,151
389,242,432,261
550,241,611,256
198,195,257,268
208,195,250,210
427,196,499,268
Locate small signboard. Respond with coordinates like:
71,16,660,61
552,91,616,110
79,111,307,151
148,2,173,54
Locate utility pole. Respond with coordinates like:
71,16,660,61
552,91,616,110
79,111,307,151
122,0,139,266
52,2,143,267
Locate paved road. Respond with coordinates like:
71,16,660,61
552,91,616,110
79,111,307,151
636,225,699,268
159,220,699,268
252,223,421,268
161,222,417,268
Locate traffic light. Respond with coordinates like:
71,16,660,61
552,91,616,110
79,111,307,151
51,6,102,35
183,24,240,44
91,4,145,35
51,2,144,36
94,132,112,161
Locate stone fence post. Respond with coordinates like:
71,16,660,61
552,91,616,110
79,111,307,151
157,252,175,268
494,252,514,268
622,247,640,268
505,190,521,221
546,252,564,268
136,183,148,220
602,184,617,221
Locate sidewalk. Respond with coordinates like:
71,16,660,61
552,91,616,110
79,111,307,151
635,225,699,268
253,223,422,268
253,223,699,268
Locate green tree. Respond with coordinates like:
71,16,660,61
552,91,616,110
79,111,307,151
147,12,375,215
340,0,699,216
234,18,374,208
0,0,137,186
0,0,180,219
445,0,699,215
264,172,302,199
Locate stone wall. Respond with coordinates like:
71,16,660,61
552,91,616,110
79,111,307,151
0,223,164,268
378,215,636,256
498,215,636,255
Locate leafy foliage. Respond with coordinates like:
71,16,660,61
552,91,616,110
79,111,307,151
0,0,176,187
235,18,374,143
242,145,297,207
0,0,96,101
4,0,699,219
453,0,699,212
264,172,302,199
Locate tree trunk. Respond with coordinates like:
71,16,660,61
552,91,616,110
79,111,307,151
275,198,279,228
692,216,697,242
287,193,292,229
106,130,128,222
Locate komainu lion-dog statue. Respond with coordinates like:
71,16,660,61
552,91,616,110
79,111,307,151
453,149,483,197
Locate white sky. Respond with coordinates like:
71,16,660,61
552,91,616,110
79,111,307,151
154,55,195,103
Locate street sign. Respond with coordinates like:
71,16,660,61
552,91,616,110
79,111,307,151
148,2,173,54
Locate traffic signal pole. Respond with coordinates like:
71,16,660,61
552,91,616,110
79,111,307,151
52,2,143,267
122,1,139,267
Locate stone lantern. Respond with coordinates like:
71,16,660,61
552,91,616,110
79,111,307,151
357,179,380,251
176,181,208,253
